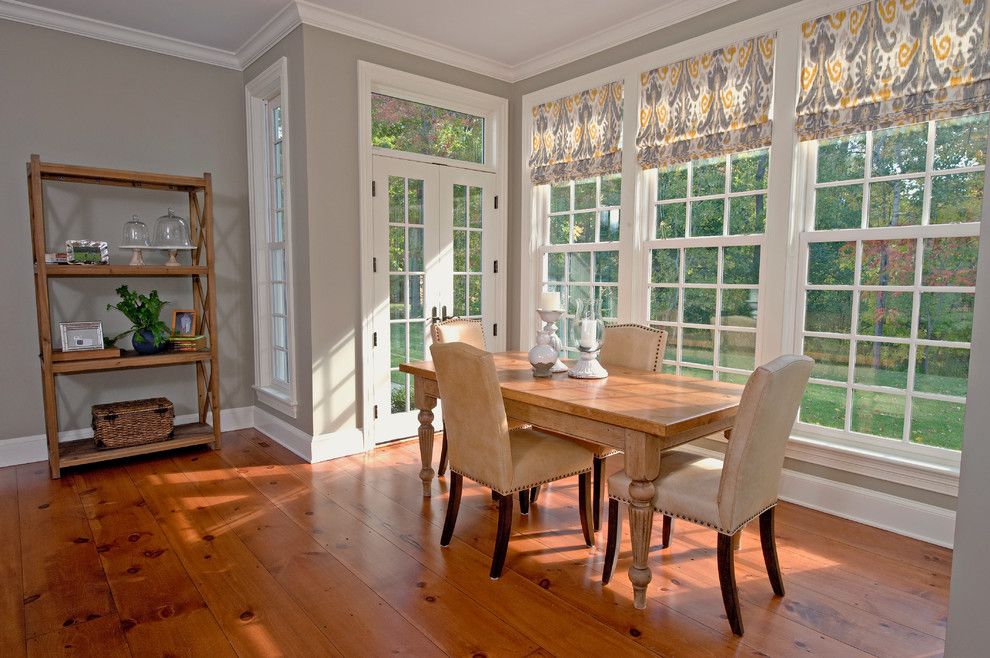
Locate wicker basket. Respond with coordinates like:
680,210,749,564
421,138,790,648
92,397,174,450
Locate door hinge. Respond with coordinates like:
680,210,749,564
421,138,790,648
493,260,499,274
494,195,499,210
372,331,378,347
373,405,379,420
372,180,377,197
372,257,377,273
493,323,498,337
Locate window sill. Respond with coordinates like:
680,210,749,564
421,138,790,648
254,385,298,419
784,434,959,496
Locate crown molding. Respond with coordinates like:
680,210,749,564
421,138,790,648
0,0,240,69
292,0,510,81
504,0,737,82
236,1,302,70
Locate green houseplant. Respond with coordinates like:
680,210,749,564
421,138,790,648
105,285,170,354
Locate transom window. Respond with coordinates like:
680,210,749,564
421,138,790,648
797,114,987,453
542,175,621,354
647,148,768,383
371,93,485,164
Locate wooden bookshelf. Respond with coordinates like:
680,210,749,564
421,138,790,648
27,155,222,478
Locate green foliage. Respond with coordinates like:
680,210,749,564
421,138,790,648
372,94,483,163
105,285,170,347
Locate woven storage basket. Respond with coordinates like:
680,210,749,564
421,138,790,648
92,397,174,450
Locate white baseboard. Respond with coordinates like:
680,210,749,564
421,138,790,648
252,407,366,463
681,445,956,548
0,406,255,469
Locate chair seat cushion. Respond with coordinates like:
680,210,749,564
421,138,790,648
503,428,595,493
607,449,728,533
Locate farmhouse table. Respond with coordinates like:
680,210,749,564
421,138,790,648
399,351,743,609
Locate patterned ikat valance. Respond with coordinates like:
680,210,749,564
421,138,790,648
528,81,624,185
636,33,776,169
795,0,990,141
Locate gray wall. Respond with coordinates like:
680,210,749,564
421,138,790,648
944,159,990,655
0,19,253,440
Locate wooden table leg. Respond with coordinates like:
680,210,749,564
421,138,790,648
414,376,438,497
623,429,662,610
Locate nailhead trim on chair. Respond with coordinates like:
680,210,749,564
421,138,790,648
608,492,778,536
603,323,667,373
432,317,486,348
453,466,593,496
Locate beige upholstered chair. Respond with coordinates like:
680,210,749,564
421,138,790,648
431,342,597,579
602,354,813,636
431,318,485,478
588,324,668,530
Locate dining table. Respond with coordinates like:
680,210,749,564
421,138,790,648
398,351,744,609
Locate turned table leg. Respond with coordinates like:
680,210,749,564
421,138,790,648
623,430,662,610
414,376,438,497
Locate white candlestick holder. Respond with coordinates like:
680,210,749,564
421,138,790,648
536,308,568,373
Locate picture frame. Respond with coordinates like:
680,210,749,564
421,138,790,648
171,309,196,336
59,321,105,352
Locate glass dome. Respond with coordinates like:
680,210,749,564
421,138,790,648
153,208,192,248
121,215,150,247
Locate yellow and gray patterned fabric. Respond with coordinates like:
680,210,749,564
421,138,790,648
636,33,776,169
528,81,624,185
796,0,990,141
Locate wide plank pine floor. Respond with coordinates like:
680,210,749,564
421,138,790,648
0,428,950,657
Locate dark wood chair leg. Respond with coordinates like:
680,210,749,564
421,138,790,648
661,514,673,548
440,472,462,546
529,484,541,503
577,472,594,547
592,456,604,532
518,488,530,515
717,532,744,636
602,498,622,584
759,507,785,596
491,490,498,501
437,425,448,477
490,493,514,579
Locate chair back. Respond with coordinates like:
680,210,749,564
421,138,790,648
432,318,486,350
599,324,667,372
430,342,512,490
716,355,813,531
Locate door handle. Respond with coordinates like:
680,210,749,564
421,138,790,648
431,306,439,323
441,305,450,321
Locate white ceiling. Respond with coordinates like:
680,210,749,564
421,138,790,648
0,0,737,80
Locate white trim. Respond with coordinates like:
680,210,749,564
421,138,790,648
253,407,365,463
357,61,508,447
246,57,299,417
680,445,956,547
0,0,240,69
236,2,302,70
0,406,256,469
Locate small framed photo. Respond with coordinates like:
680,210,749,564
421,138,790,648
172,309,196,336
59,321,104,352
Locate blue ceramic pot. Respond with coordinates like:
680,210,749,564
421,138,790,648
131,329,162,355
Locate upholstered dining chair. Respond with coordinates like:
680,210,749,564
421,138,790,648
431,342,597,579
588,324,667,530
602,354,813,636
431,317,486,479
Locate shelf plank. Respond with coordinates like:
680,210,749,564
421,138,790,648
52,350,212,374
39,161,206,191
44,264,207,277
59,423,215,468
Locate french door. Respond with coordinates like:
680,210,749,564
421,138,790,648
371,155,498,442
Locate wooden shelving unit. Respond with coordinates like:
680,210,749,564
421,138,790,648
27,154,222,478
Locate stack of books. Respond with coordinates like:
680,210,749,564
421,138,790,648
170,335,206,352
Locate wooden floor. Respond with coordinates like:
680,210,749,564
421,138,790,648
0,429,950,657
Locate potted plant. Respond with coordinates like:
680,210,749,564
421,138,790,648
104,285,170,355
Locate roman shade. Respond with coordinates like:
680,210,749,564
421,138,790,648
795,0,990,141
528,80,623,185
637,33,776,169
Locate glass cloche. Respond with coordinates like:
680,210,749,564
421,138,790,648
120,215,150,247
153,208,192,248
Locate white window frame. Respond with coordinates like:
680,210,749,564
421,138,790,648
246,57,298,418
791,118,984,474
517,0,968,495
358,61,509,448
